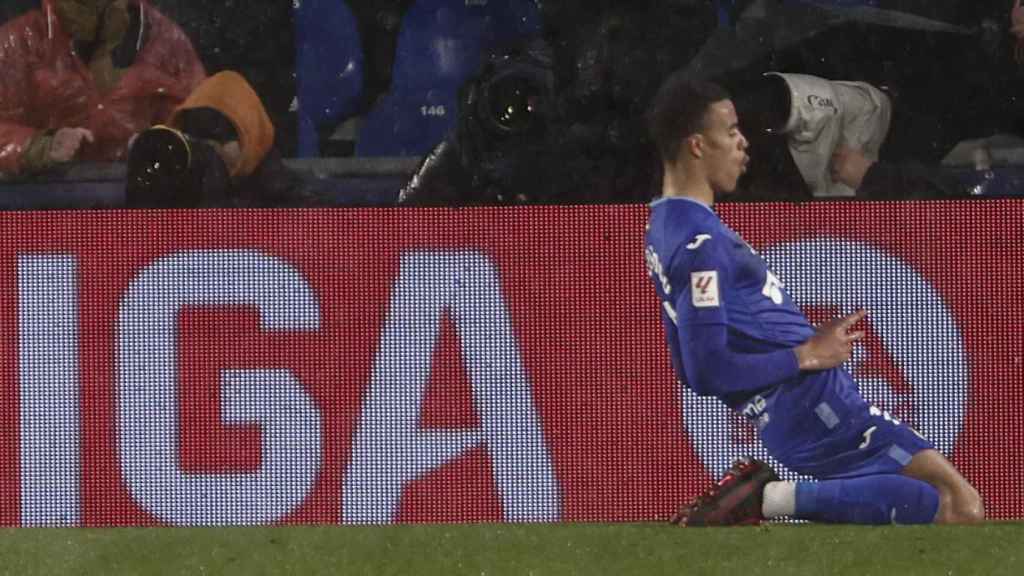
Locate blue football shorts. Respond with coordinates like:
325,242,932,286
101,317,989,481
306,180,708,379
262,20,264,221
740,368,935,480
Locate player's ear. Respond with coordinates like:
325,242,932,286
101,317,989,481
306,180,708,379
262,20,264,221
687,134,704,159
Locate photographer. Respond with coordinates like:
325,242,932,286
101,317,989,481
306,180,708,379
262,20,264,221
401,35,674,206
126,71,330,208
737,72,969,201
399,38,559,206
398,2,727,206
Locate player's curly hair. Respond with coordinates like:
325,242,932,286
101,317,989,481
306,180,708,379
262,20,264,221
646,73,731,166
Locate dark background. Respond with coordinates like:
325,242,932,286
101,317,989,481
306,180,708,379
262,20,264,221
2,0,1022,160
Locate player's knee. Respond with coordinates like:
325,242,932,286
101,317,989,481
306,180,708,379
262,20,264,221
956,490,985,523
936,488,985,524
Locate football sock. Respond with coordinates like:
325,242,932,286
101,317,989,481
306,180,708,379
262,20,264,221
791,475,940,524
762,481,796,518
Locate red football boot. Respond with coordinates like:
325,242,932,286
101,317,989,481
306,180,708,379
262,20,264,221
671,457,779,527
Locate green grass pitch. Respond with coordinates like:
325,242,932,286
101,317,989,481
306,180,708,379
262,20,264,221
2,522,1021,575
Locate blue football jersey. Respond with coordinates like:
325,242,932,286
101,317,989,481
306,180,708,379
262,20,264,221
644,197,815,401
645,197,936,478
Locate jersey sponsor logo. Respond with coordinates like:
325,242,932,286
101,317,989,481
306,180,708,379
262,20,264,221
740,395,767,420
741,395,771,431
691,271,720,308
686,234,712,250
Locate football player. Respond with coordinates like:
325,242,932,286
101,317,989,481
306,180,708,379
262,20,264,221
643,73,984,526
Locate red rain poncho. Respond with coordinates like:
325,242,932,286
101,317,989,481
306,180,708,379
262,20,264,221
0,0,205,175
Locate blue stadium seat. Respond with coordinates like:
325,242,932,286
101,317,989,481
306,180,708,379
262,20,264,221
715,0,738,27
294,0,365,157
355,0,541,157
954,167,1024,197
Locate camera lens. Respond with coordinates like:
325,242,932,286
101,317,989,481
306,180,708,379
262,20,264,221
125,126,191,207
485,74,543,135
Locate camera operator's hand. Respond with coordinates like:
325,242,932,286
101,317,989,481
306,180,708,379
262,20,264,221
794,309,867,371
831,145,875,191
49,127,95,164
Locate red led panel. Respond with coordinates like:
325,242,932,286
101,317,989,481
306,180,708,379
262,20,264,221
0,200,1020,526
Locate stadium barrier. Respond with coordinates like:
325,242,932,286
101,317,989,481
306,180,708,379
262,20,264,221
0,158,417,209
1,200,1021,526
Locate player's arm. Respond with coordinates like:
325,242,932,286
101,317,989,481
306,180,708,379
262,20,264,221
675,311,801,397
676,296,868,397
666,230,863,398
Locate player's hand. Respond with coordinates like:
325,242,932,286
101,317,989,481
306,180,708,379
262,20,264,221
830,145,874,190
49,127,95,164
794,309,867,371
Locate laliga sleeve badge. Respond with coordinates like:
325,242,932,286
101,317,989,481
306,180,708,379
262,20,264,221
691,271,720,308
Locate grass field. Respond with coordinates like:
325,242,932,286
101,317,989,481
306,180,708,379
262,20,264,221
2,522,1021,575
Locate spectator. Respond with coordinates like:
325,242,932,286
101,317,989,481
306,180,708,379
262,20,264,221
0,0,205,178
